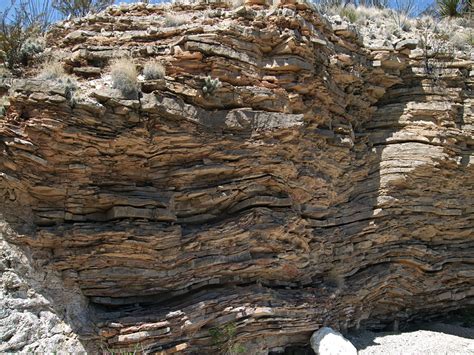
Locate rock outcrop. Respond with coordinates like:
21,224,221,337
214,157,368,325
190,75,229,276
0,1,472,353
311,327,357,355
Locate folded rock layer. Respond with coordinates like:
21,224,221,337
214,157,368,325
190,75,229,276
0,2,472,353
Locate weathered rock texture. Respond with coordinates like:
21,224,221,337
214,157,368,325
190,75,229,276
0,1,473,353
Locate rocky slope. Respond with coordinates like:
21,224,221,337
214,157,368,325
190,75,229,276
0,1,473,353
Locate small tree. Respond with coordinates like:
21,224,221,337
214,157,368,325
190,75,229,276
52,0,114,18
416,17,455,84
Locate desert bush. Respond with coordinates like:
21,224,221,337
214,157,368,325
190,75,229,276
19,37,45,64
0,0,55,70
437,0,462,17
0,93,11,117
469,32,474,46
143,60,165,80
110,57,139,99
313,0,388,12
416,18,455,81
351,5,387,22
339,5,359,22
312,0,344,11
53,0,114,18
202,76,221,96
390,0,416,30
0,66,12,78
449,31,471,50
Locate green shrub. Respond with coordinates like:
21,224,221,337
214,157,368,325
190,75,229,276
20,37,45,65
143,60,165,80
110,57,139,99
202,76,221,96
0,0,54,70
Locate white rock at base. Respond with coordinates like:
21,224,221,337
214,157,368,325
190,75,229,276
310,327,358,355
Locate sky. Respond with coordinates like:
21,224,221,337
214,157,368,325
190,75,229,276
0,0,436,19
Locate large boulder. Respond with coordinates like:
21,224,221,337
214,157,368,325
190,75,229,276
310,327,358,355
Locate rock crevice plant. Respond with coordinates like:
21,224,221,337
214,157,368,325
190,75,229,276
36,60,78,103
110,57,139,99
202,76,221,97
143,60,165,80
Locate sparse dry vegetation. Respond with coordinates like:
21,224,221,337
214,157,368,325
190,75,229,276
36,60,78,101
163,13,191,27
143,60,165,80
36,60,66,80
322,1,472,56
0,0,53,70
0,66,12,78
110,57,139,99
224,0,245,9
0,95,9,117
53,0,114,18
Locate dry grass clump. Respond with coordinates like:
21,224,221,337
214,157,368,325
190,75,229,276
143,60,165,80
163,13,191,27
224,0,244,8
351,5,390,23
110,57,138,99
36,60,67,81
0,66,12,78
36,60,78,102
0,95,10,117
338,5,359,23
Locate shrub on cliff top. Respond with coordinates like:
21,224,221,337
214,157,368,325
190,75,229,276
19,37,45,65
339,5,359,23
110,57,139,99
53,0,114,18
436,0,463,17
0,0,53,70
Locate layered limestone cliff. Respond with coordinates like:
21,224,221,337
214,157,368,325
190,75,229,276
0,1,473,353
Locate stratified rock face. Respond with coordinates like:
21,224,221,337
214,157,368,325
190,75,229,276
0,2,473,353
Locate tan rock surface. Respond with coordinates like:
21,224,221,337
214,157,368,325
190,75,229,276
0,2,472,353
